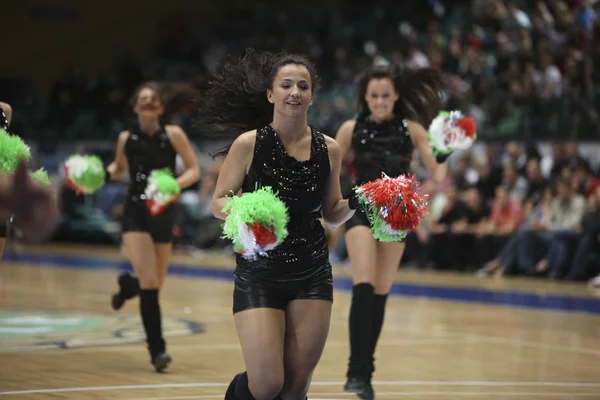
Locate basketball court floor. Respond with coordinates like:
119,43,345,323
0,243,599,399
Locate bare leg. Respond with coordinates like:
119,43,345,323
122,232,171,371
279,299,332,400
229,307,286,400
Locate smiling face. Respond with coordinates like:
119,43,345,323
133,86,164,119
364,77,399,121
267,63,313,119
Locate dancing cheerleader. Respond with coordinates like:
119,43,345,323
335,64,451,399
0,101,13,261
0,162,58,243
106,81,200,372
202,49,356,400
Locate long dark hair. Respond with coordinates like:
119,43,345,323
356,64,446,127
129,81,198,127
199,48,320,158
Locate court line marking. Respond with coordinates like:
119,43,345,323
126,394,600,400
3,381,600,395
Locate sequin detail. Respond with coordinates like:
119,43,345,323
125,126,177,203
0,104,8,129
352,117,413,185
238,125,331,273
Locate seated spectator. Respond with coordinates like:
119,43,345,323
524,158,549,208
502,164,529,201
450,186,491,270
427,187,468,270
513,178,586,276
562,186,600,281
476,185,525,275
572,160,600,200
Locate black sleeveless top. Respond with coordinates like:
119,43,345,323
238,125,331,272
351,116,413,185
124,125,177,203
0,104,9,129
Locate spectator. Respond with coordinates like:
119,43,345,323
516,177,586,276
502,164,529,201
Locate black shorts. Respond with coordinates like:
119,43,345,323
345,207,370,231
232,264,334,314
121,200,174,243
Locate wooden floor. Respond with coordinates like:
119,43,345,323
0,244,599,399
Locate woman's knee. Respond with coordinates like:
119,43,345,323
247,372,284,400
352,260,377,284
280,369,313,400
135,270,160,289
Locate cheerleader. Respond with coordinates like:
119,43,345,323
0,162,58,242
203,49,356,400
0,101,13,262
335,64,449,399
106,82,200,372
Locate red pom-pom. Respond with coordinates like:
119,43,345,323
457,117,476,139
145,199,169,216
63,165,85,195
357,174,427,231
248,222,277,247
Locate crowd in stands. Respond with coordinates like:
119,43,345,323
3,1,600,283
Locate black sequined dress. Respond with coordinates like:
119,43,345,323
121,125,177,243
345,116,414,231
233,125,333,313
0,104,11,238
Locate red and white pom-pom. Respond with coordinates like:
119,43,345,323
428,111,478,154
143,170,181,216
236,221,279,259
357,173,428,232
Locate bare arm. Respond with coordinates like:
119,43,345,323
321,136,355,229
106,131,130,181
0,101,12,126
211,131,256,220
334,119,356,160
166,125,200,190
407,119,448,182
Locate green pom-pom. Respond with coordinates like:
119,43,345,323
0,128,32,174
221,186,289,258
145,169,181,215
30,168,51,186
64,154,106,194
148,169,181,197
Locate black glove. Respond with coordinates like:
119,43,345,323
436,151,452,163
347,191,359,210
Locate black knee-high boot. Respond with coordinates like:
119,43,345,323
367,293,388,379
112,272,140,310
225,372,256,400
346,283,375,379
139,288,170,371
345,283,376,400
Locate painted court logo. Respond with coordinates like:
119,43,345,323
0,312,204,353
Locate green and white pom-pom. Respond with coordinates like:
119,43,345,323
222,186,289,260
428,110,478,157
63,154,106,194
0,128,32,174
30,168,51,186
144,169,181,215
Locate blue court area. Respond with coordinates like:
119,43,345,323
5,251,600,316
